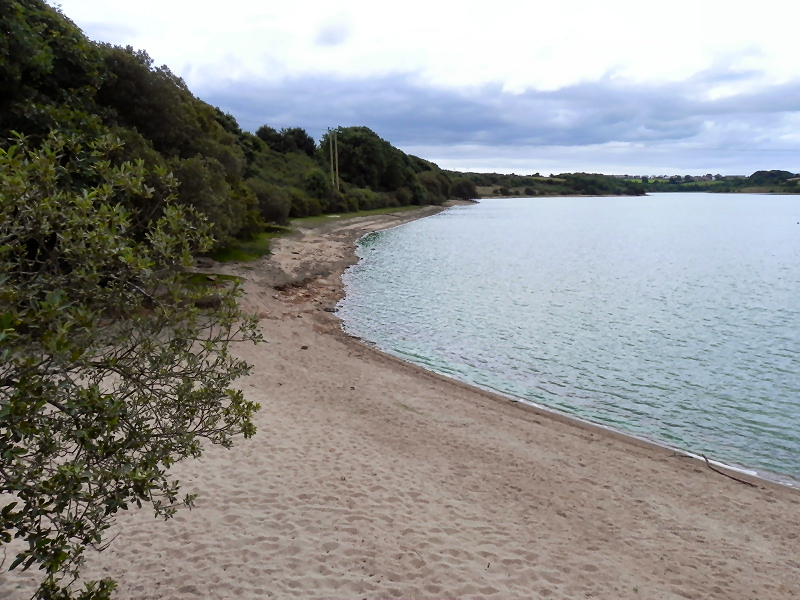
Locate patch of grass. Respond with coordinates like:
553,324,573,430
181,272,242,288
210,226,291,262
739,186,782,193
397,402,423,415
293,205,424,228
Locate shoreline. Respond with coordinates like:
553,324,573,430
332,203,798,491
3,202,797,599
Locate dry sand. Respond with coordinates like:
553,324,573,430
2,204,799,599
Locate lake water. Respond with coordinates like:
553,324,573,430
338,193,800,485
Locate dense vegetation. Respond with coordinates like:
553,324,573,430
452,171,646,197
628,171,800,194
1,131,262,599
0,0,457,256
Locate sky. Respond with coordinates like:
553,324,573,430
51,0,800,175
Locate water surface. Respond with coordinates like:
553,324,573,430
339,194,800,483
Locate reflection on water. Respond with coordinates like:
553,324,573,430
339,194,800,483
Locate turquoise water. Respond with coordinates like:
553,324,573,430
338,194,800,484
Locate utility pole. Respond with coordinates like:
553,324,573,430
328,128,335,189
334,131,340,192
328,128,340,192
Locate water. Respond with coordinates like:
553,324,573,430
338,193,800,484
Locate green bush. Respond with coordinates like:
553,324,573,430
246,178,292,224
0,131,261,600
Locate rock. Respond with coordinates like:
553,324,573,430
194,257,215,269
194,294,222,309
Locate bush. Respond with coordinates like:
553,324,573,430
449,177,478,200
246,178,292,225
0,132,261,599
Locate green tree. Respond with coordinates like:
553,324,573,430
449,177,478,200
0,0,110,146
280,127,316,157
254,124,283,151
318,127,422,194
245,178,292,224
0,132,261,599
304,168,333,203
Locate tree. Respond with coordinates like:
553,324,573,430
417,171,448,205
318,127,422,195
280,127,316,157
0,132,261,599
245,178,292,225
254,124,283,151
449,177,478,200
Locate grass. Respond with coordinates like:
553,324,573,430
210,226,291,262
211,204,434,263
181,272,242,287
292,205,426,228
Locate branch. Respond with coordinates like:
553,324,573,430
702,455,758,488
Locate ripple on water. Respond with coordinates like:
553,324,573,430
339,194,800,483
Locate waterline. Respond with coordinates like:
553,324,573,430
339,194,800,485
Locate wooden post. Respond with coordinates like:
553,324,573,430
333,130,340,191
328,128,335,189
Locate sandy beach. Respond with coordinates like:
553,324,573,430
2,204,799,599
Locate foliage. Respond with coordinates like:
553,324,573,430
417,170,450,204
0,132,261,599
279,127,316,157
254,125,315,157
245,178,292,225
638,170,799,193
344,187,393,212
317,127,428,204
0,0,106,139
254,124,283,150
304,168,333,203
454,171,646,197
449,177,478,200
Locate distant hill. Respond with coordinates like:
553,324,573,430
450,171,645,197
627,171,800,194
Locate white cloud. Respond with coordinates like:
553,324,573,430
57,0,800,89
51,0,800,174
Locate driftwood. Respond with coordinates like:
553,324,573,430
702,455,758,487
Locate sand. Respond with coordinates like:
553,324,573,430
2,204,799,599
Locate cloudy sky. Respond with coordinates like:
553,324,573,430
53,0,800,175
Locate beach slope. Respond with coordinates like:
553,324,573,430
2,205,798,599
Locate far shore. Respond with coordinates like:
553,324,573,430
3,201,797,599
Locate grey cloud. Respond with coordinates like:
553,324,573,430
199,66,800,174
314,18,352,47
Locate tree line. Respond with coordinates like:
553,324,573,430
1,1,482,254
635,170,800,193
0,2,643,597
448,171,646,197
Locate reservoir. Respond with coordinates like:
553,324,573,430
338,193,800,484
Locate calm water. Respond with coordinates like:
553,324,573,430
339,193,800,484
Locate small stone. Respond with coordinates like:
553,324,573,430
194,257,215,269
